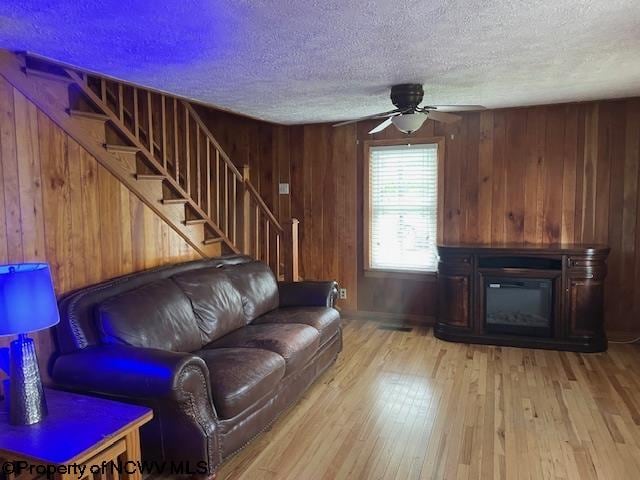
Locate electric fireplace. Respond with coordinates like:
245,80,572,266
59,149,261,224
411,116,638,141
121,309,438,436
435,243,610,352
485,277,553,337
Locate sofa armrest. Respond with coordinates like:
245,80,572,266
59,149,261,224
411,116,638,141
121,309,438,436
278,281,339,308
52,345,222,473
52,345,212,402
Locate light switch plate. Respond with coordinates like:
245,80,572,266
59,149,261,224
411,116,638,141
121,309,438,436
279,183,290,194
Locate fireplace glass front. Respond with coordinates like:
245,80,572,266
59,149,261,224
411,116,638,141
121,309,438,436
485,277,553,337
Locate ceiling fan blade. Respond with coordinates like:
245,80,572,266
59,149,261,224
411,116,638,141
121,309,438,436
332,109,400,127
368,118,393,134
427,111,462,124
429,105,486,112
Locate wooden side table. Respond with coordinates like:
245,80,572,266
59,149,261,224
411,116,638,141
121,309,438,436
0,389,152,480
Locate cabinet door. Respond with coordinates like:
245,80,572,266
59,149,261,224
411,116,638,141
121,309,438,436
567,278,604,337
438,274,471,328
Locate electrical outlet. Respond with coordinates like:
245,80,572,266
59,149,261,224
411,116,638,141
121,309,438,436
339,288,347,300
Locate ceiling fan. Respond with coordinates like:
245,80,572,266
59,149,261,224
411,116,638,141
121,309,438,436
332,84,485,134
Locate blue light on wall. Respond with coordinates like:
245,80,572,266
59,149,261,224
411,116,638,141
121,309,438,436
0,1,246,77
0,263,59,336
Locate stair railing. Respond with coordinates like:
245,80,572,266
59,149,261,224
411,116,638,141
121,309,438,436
66,70,298,280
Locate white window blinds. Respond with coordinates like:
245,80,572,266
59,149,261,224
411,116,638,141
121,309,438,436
368,144,438,272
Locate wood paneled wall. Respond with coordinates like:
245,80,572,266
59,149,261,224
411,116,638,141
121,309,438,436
277,99,640,334
0,75,203,385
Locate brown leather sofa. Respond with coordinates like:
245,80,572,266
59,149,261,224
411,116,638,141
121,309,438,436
51,255,341,476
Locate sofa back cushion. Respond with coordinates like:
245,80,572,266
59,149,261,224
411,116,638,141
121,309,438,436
172,267,245,343
222,261,279,322
96,279,203,352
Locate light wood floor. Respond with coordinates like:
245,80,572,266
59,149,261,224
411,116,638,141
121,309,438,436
217,318,640,480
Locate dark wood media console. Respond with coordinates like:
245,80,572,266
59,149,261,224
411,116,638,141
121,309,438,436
435,244,610,352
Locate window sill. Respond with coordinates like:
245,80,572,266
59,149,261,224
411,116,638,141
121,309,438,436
363,269,438,282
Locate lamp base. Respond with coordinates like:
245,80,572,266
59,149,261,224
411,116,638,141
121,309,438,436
9,334,47,425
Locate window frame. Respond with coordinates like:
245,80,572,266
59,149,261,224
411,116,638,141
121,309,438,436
363,137,445,278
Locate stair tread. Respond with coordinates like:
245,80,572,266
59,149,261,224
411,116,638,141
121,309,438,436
68,109,110,121
105,144,140,153
203,237,223,245
184,218,207,225
161,198,189,205
136,174,165,181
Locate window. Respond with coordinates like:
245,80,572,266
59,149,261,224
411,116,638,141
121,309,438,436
366,142,440,273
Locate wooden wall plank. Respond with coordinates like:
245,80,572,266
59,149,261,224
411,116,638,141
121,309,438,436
491,111,507,243
38,109,72,293
130,192,147,271
477,111,494,243
504,110,527,243
335,124,358,311
523,107,545,244
13,88,45,261
119,183,134,273
97,163,123,279
67,139,88,290
324,125,338,281
0,77,19,261
561,105,578,243
542,106,565,244
461,113,480,243
79,147,104,285
303,125,324,279
440,121,462,243
595,103,613,245
580,104,599,242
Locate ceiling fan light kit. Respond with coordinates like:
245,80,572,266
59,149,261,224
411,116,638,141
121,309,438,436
391,113,427,134
333,83,485,135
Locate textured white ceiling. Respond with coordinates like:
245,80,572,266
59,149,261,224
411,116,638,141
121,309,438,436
1,1,639,124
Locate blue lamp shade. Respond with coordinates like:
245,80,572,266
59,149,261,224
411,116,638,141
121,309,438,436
0,263,59,336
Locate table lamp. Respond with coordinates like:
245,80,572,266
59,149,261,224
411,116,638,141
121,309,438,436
0,263,59,425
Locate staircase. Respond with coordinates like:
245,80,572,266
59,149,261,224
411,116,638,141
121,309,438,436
0,50,298,280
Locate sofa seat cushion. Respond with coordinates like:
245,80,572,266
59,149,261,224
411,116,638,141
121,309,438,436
195,348,285,419
253,307,341,347
205,324,320,376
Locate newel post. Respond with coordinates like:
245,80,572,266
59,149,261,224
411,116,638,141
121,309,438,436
242,165,251,255
283,218,300,282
